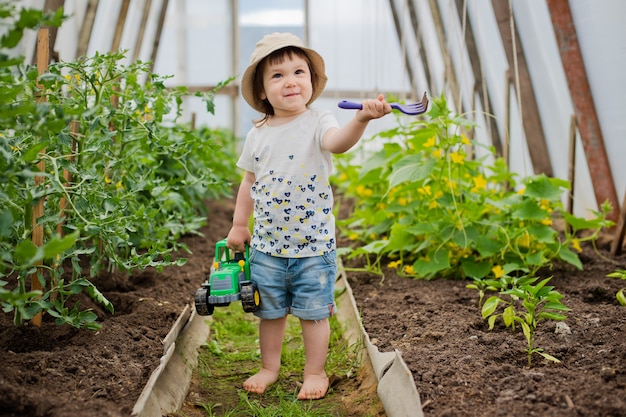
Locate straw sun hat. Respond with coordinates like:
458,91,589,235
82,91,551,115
241,32,328,114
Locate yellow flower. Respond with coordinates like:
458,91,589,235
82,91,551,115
398,197,407,206
450,151,465,164
461,134,470,145
492,265,504,279
443,177,457,190
388,260,401,269
403,265,415,275
517,233,531,248
428,200,438,209
356,184,372,197
571,238,582,253
432,149,442,158
517,187,526,195
115,180,124,190
541,218,553,226
418,185,432,196
471,175,487,191
104,175,112,184
424,136,436,147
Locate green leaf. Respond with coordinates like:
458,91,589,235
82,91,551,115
83,279,114,314
360,240,388,255
461,259,491,279
524,174,567,200
388,155,435,189
615,289,626,306
452,226,479,248
385,223,413,252
481,296,501,318
22,141,49,162
557,246,583,270
503,305,515,327
562,211,605,231
360,149,390,177
525,250,545,266
41,231,79,259
0,209,13,237
475,235,505,258
543,301,569,311
512,199,545,221
521,321,532,341
413,249,450,277
538,312,567,321
14,239,38,266
537,351,561,363
607,270,626,280
527,224,556,242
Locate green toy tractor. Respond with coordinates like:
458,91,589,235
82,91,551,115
194,239,260,316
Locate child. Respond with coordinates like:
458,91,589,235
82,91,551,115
226,32,391,400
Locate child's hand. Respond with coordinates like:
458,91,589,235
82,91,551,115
227,225,251,252
356,94,392,122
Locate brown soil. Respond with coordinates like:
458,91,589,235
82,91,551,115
0,198,233,417
342,238,626,417
1,194,625,417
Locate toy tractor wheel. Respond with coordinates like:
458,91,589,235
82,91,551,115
241,282,260,313
194,287,214,316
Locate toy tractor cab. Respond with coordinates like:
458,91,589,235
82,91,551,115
194,239,260,316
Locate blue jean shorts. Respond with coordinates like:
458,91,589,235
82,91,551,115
248,248,337,320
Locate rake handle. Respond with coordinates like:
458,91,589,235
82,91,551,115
337,100,363,110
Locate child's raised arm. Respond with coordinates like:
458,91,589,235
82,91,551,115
322,94,391,154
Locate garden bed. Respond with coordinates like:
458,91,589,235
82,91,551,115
342,239,626,417
0,198,236,417
1,195,625,417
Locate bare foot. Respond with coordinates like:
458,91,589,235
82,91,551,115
243,368,278,394
297,373,329,400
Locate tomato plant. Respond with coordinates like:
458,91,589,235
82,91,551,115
0,3,240,328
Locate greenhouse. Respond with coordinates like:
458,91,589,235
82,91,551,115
1,1,625,416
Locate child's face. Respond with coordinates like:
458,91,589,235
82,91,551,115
260,54,313,118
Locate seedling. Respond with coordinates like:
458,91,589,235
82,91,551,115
606,269,626,305
482,276,569,367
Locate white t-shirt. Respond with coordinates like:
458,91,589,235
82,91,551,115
237,109,340,257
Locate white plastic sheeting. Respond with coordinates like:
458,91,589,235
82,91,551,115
6,0,625,219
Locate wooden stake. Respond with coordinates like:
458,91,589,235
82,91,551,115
503,70,510,169
76,0,99,59
566,115,577,217
149,0,169,74
111,0,130,52
547,0,619,223
491,0,553,177
31,28,50,327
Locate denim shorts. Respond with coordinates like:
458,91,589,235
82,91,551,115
248,248,337,320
